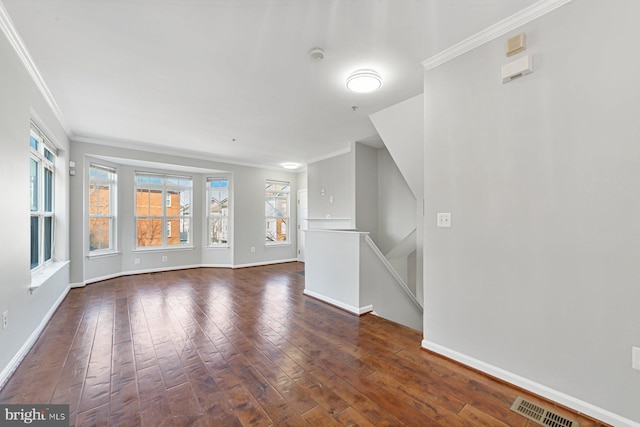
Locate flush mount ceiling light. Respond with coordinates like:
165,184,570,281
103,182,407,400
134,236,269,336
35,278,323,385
281,162,301,170
346,69,382,93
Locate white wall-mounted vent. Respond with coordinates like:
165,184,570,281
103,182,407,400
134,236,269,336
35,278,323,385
511,396,579,427
502,55,533,83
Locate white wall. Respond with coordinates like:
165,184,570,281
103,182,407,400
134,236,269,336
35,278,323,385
307,152,353,229
0,32,71,384
423,0,640,423
370,93,424,198
377,148,416,254
69,141,299,285
353,142,378,242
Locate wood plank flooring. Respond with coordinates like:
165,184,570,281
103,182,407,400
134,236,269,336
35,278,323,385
0,262,608,426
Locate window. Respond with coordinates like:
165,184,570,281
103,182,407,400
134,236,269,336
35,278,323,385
30,123,56,270
265,180,289,243
135,173,192,248
207,177,229,246
89,164,116,252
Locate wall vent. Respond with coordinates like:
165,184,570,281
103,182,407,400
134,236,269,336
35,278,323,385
510,396,579,427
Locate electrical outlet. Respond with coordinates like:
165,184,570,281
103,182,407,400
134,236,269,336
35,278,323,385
2,311,7,330
437,212,452,228
134,258,140,265
250,247,255,253
162,256,168,262
633,347,640,371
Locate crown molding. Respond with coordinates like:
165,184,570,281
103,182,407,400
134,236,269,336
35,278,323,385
73,133,308,172
422,0,574,71
0,1,71,135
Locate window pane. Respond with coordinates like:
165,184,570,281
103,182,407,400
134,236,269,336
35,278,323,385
90,217,111,251
136,217,163,247
179,189,191,216
167,217,190,246
90,184,110,215
136,188,162,216
209,186,228,215
44,168,53,212
30,135,38,150
208,179,228,189
266,218,288,241
266,197,287,217
265,182,289,193
30,158,38,211
44,216,52,261
90,165,115,181
166,176,192,187
136,174,163,185
30,216,39,269
166,189,191,216
44,148,55,162
210,217,228,244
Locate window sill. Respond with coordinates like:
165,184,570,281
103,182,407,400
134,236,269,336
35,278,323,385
30,260,70,293
87,250,121,259
265,243,292,247
205,245,230,249
132,246,195,253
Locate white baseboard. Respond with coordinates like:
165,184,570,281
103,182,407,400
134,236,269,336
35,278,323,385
303,289,373,315
72,259,299,288
72,264,203,287
0,285,70,389
421,340,640,427
200,263,233,269
232,258,299,269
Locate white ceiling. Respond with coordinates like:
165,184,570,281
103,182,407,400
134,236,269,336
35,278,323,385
3,0,537,169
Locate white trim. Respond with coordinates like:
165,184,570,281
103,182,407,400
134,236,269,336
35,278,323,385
0,3,70,135
71,259,298,287
74,264,202,287
87,251,121,259
303,289,373,316
421,340,640,427
0,285,70,389
200,264,233,269
422,0,574,71
74,134,302,172
232,258,298,269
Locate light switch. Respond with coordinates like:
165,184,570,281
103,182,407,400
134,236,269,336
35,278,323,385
437,213,451,228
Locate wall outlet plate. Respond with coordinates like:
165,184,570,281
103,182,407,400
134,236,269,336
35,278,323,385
2,311,7,330
437,212,452,228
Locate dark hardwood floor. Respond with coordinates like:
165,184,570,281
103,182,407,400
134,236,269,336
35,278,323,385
0,262,607,426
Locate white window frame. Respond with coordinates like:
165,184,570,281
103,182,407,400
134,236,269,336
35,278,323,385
30,123,56,271
134,173,192,249
89,163,117,254
206,176,230,247
265,180,290,245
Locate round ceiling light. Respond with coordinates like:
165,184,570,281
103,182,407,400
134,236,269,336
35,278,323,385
281,162,301,170
346,69,382,93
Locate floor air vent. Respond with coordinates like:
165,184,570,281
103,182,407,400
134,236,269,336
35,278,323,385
510,396,579,427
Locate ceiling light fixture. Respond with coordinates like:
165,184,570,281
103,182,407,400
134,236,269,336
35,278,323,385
282,162,300,170
346,69,382,93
